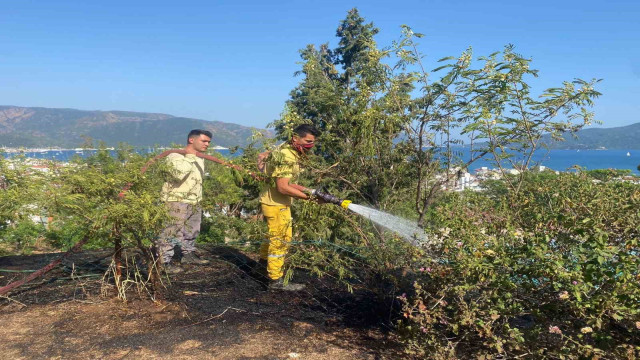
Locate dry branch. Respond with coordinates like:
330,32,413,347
0,235,89,296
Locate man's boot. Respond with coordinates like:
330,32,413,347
182,252,210,265
268,277,305,291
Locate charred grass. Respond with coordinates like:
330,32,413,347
0,246,405,359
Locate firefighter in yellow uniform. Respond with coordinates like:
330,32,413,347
259,124,320,291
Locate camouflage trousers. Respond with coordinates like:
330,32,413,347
156,202,202,264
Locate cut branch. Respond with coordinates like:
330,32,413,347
0,235,90,296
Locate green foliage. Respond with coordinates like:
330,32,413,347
1,222,47,254
585,168,633,181
391,35,601,221
265,8,626,358
200,152,249,211
274,8,415,209
197,148,267,246
398,173,640,358
275,9,600,227
198,214,238,244
47,147,170,250
44,220,87,250
0,146,172,254
3,8,632,359
0,156,49,231
0,156,53,254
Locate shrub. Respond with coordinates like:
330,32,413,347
397,173,640,358
585,168,633,181
0,222,48,254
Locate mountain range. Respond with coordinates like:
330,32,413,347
0,106,637,149
543,122,640,149
0,106,271,148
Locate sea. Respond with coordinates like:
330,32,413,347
1,148,639,175
461,148,640,175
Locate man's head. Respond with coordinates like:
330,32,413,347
186,129,212,153
291,124,320,154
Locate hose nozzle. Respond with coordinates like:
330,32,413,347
314,190,344,206
340,200,352,209
313,190,352,210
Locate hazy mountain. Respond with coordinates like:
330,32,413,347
0,106,271,148
3,105,635,150
543,122,640,149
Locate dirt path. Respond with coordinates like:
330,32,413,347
0,247,404,359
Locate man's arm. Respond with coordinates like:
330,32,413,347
275,178,311,200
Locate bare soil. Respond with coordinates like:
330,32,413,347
0,246,405,359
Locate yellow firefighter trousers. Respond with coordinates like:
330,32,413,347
260,204,292,280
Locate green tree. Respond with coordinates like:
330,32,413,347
277,8,414,209
271,10,619,357
279,10,601,227
462,46,600,197
0,156,51,253
390,29,601,223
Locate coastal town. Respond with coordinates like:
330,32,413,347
0,145,229,153
5,150,639,194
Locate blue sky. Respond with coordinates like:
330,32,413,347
1,0,638,129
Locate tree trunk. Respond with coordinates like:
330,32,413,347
135,237,163,298
114,235,123,290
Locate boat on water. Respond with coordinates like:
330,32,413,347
627,152,631,156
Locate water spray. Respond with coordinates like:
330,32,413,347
313,190,429,247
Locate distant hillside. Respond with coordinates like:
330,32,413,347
544,122,640,149
0,106,271,148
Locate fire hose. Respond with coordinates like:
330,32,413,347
119,149,266,197
0,149,346,296
311,189,352,209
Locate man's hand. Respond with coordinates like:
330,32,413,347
276,179,311,200
304,188,326,204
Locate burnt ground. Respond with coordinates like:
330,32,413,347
0,246,406,359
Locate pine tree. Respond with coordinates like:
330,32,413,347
278,8,413,208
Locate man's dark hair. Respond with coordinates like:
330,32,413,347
188,129,213,142
293,124,320,138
